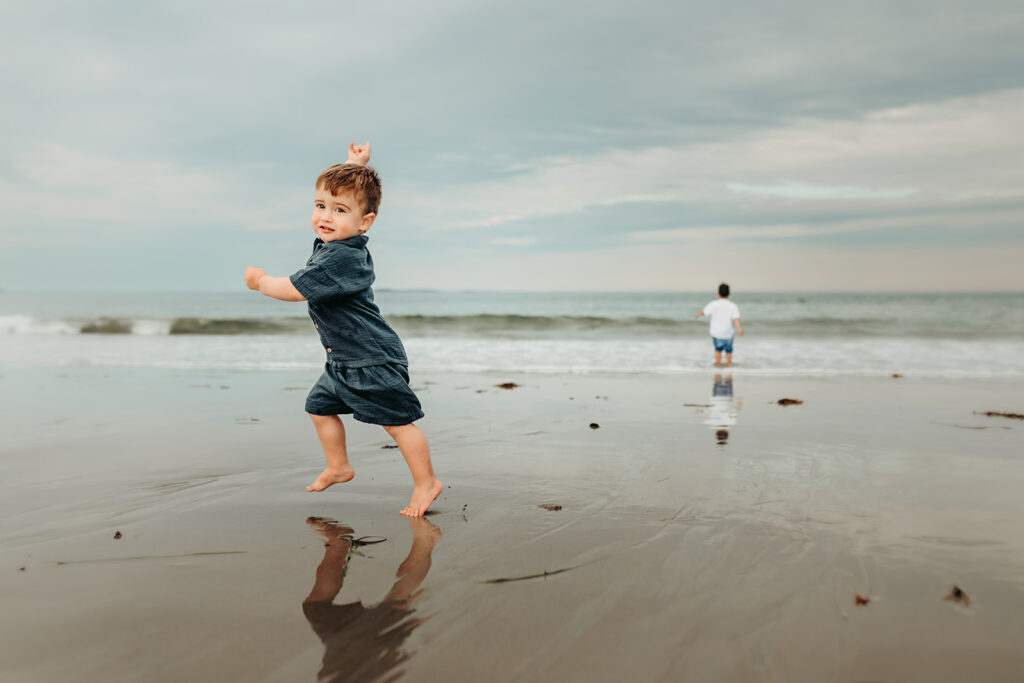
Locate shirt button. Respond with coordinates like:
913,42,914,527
326,348,332,353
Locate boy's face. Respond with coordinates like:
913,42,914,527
311,187,376,242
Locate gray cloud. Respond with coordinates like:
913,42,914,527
1,0,1023,290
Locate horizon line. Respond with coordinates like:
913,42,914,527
2,288,1023,295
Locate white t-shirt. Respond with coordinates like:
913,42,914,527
703,299,740,339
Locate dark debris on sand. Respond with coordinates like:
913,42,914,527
777,398,803,406
538,504,563,511
496,382,519,390
480,565,580,584
974,411,1024,420
589,423,600,429
944,585,971,606
113,531,122,540
855,594,870,605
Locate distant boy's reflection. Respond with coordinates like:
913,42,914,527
303,516,441,682
703,374,742,444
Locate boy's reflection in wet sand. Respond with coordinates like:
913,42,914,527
704,374,742,445
303,516,441,682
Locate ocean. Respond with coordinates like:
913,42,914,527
2,291,1023,378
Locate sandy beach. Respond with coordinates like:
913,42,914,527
2,366,1023,682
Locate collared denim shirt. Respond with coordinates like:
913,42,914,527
289,235,408,368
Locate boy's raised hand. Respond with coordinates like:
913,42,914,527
244,266,267,291
347,141,371,165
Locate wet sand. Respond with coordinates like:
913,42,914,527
2,367,1024,682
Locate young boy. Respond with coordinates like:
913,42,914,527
695,283,744,367
244,142,442,517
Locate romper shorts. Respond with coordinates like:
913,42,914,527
713,336,734,353
305,362,424,426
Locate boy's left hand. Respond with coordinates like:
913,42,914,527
244,266,267,291
347,141,371,165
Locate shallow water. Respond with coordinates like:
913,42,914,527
3,291,1023,377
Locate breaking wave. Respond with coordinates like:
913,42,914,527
0,313,1009,339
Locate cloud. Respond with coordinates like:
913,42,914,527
2,0,1023,290
951,189,1024,201
490,236,536,247
630,223,813,242
444,214,524,230
627,208,1024,245
0,144,297,241
377,240,1024,292
392,87,1024,245
727,182,916,200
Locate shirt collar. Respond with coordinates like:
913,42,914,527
313,234,369,249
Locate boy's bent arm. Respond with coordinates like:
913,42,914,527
245,266,306,302
259,275,306,302
734,318,744,334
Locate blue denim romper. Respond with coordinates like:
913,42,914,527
290,235,423,425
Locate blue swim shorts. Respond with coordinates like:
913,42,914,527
305,362,424,426
713,336,734,353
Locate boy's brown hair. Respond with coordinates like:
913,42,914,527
316,163,382,215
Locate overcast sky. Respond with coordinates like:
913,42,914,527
2,0,1023,292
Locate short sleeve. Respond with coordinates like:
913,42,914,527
290,246,373,303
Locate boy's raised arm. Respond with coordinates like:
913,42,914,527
245,266,306,302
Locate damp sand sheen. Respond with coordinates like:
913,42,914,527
3,366,1024,682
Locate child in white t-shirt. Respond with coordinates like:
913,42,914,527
695,283,744,367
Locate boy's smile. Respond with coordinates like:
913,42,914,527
311,188,375,242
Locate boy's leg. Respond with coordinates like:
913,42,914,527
725,352,733,367
307,413,356,492
383,423,443,517
714,350,722,367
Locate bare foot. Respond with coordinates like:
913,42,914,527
400,478,443,517
306,466,355,492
